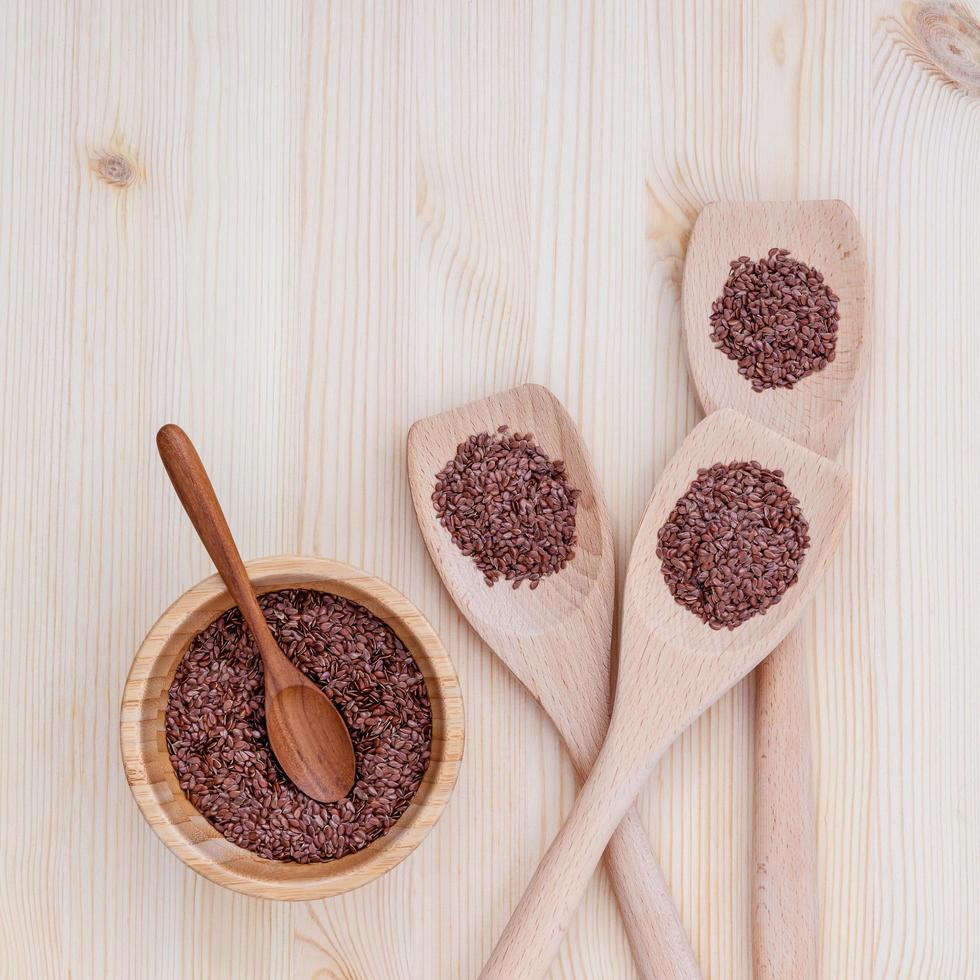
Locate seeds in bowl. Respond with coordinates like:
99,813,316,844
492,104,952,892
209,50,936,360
165,588,432,863
432,426,580,589
656,461,810,630
710,248,840,391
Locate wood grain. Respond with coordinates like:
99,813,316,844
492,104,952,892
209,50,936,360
1,1,978,977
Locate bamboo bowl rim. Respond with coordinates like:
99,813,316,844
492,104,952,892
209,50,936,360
120,555,464,900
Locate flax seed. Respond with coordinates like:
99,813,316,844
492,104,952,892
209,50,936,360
656,461,811,630
710,248,840,391
165,589,432,863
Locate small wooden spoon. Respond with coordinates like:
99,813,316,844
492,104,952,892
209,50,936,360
683,200,867,978
156,424,356,803
408,384,701,980
479,409,851,980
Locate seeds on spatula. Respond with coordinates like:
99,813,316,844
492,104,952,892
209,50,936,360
656,461,811,630
432,426,580,589
710,248,840,391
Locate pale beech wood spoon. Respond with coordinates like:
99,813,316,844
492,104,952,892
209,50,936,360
479,408,851,980
407,384,701,980
156,424,356,803
683,200,868,979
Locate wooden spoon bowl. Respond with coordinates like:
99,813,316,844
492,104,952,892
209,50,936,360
120,556,464,900
408,384,612,711
683,200,867,455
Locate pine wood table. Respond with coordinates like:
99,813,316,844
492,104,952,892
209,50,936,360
2,2,978,977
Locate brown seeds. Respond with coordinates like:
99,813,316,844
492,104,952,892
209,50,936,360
710,248,840,391
165,589,432,863
432,427,580,588
656,461,811,630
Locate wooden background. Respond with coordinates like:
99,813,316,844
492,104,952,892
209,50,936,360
2,1,978,977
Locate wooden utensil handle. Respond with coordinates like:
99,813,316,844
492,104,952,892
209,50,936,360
480,735,648,980
555,702,700,977
156,425,272,648
605,810,701,979
752,626,818,979
563,731,701,978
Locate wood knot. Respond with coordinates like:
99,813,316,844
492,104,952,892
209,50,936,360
907,1,980,94
91,150,139,189
770,27,786,67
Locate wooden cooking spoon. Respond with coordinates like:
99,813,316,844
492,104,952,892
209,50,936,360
408,384,701,979
479,408,851,980
682,200,867,979
156,424,356,803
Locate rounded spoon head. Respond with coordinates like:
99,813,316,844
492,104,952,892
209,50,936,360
682,200,868,454
264,681,357,803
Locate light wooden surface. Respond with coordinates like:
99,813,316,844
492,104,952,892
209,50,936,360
1,2,978,978
682,199,869,978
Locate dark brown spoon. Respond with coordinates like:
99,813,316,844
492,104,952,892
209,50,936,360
156,424,356,803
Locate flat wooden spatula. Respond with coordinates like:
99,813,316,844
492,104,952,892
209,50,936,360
408,384,701,979
479,408,851,980
683,200,868,978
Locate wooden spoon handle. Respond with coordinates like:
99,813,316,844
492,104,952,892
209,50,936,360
553,701,700,977
480,736,647,980
605,810,702,979
752,626,818,979
156,425,272,649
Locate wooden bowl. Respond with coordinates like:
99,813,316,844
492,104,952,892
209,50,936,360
120,556,464,900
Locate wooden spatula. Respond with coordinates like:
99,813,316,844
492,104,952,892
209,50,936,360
408,384,701,979
683,200,868,978
479,408,851,980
